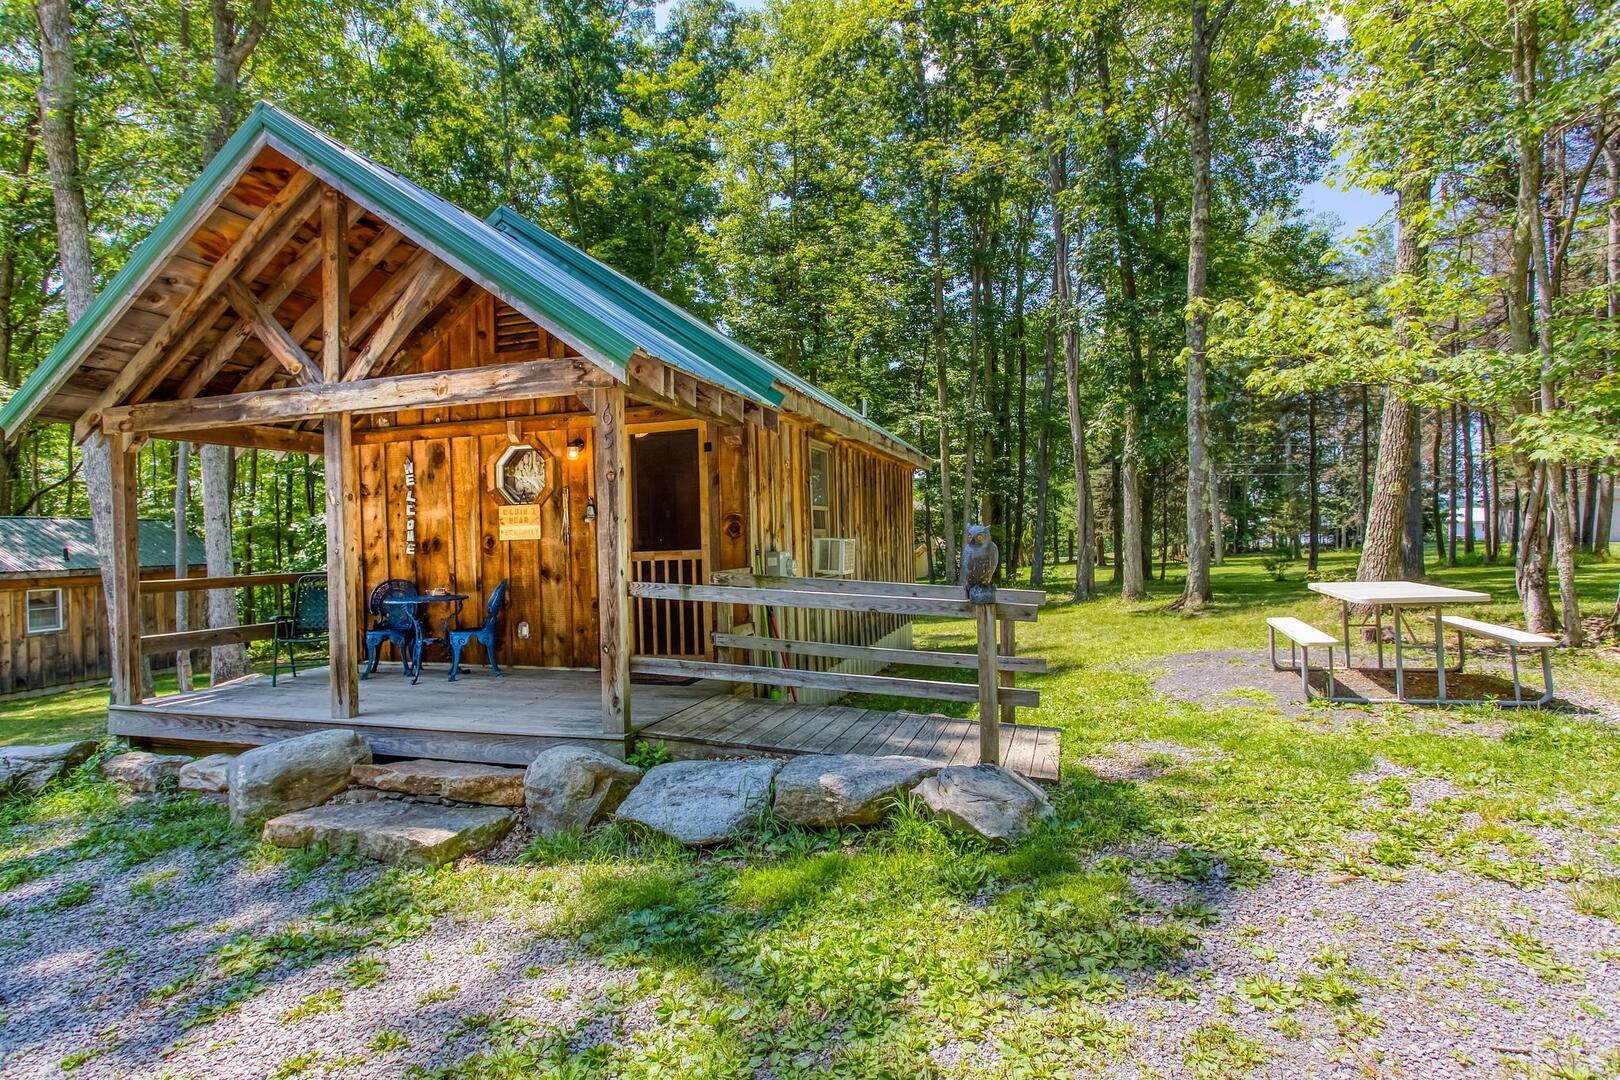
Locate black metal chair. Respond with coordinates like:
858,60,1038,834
271,573,329,686
364,578,419,679
447,579,509,682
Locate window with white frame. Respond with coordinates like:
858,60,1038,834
25,588,63,634
809,443,832,535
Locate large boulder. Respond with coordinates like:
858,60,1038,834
0,741,97,796
913,764,1053,844
178,753,236,794
772,754,939,827
615,758,781,846
524,746,642,835
353,759,525,806
102,750,190,792
228,730,372,825
262,800,514,866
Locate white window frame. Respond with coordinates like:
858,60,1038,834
25,588,64,635
809,442,832,537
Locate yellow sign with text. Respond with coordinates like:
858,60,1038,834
497,504,542,541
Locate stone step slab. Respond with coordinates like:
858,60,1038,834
229,729,372,826
351,759,524,806
262,800,515,866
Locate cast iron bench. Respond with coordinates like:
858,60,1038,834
1439,615,1556,706
1266,616,1340,700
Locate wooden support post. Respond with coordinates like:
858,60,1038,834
594,386,632,737
976,601,999,765
107,434,144,706
324,414,359,718
998,614,1016,730
320,188,349,382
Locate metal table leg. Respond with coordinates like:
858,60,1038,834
1393,607,1405,700
1376,607,1385,669
1341,602,1352,669
1433,605,1447,702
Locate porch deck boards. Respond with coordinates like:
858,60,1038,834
644,696,1061,782
108,666,1060,781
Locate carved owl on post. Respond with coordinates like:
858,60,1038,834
963,524,999,604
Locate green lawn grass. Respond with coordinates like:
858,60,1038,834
2,550,1618,1076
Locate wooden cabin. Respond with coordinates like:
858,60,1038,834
0,104,1056,779
0,517,206,697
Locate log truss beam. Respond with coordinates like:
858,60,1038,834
224,280,320,385
74,170,321,439
343,256,463,382
100,358,617,436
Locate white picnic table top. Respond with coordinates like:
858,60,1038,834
1307,581,1491,606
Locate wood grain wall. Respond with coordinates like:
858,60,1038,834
351,292,916,671
0,573,201,696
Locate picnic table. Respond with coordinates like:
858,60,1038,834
1306,580,1490,704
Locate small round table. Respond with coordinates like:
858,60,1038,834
381,592,468,683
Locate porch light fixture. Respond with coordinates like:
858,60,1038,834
566,438,584,461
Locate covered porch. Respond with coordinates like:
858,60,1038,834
107,666,1061,781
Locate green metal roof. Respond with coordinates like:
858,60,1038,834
0,517,205,576
487,207,924,460
1,102,923,463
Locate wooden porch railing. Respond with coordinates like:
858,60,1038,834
631,550,709,659
137,571,325,657
628,573,1045,764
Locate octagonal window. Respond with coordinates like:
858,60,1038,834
496,445,547,505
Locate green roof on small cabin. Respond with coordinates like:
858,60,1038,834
0,517,205,577
0,102,921,463
486,207,922,459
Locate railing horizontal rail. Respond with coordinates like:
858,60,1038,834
711,569,1046,607
139,621,277,653
141,571,320,594
712,632,1048,674
629,580,1038,622
630,656,1040,708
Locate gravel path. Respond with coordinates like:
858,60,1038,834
0,647,1616,1077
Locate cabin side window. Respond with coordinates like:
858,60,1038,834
25,588,63,635
809,443,832,536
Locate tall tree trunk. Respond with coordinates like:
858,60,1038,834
1098,42,1146,600
1430,408,1446,563
36,0,146,693
1517,11,1581,644
1111,450,1123,584
203,443,248,679
1462,406,1475,554
1596,137,1619,557
173,441,193,690
1179,0,1221,609
1359,386,1370,545
1209,457,1224,566
1031,313,1057,587
1046,132,1095,600
1483,414,1497,563
1357,176,1428,582
1401,419,1426,578
931,191,957,583
1447,405,1459,563
1307,393,1320,571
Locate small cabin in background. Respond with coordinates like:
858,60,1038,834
0,517,206,697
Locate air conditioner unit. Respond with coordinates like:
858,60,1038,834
814,537,858,578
